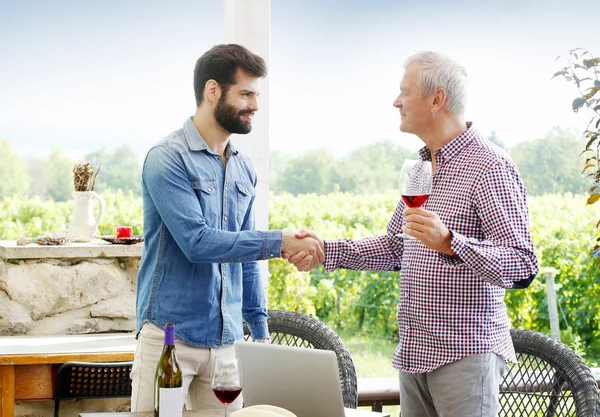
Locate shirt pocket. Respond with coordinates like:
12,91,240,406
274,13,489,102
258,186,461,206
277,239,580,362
235,180,255,228
191,178,218,224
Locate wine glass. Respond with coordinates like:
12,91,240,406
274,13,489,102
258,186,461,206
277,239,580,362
211,356,243,417
396,159,433,239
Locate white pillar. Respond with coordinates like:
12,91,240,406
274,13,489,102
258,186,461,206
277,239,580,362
224,0,271,284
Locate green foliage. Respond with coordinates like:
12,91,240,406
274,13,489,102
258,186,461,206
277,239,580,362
95,189,143,236
0,195,71,238
0,190,142,239
267,259,317,316
0,141,142,200
269,191,401,339
272,133,590,197
45,147,74,202
510,127,589,195
553,49,600,247
0,140,31,198
272,149,337,195
505,193,600,357
85,146,142,195
335,140,415,194
25,154,50,199
271,140,415,195
336,329,398,377
4,191,600,358
269,192,600,358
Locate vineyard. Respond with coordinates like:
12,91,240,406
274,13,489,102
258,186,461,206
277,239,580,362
2,191,599,359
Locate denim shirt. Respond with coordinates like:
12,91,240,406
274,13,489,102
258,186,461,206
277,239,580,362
136,117,282,348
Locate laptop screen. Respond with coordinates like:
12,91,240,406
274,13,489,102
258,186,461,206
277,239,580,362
234,340,346,417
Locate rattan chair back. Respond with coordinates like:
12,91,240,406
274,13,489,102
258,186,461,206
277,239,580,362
53,361,133,417
243,309,358,408
500,329,599,416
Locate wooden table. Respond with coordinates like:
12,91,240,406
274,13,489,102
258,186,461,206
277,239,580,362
0,333,136,417
80,413,221,417
80,408,390,417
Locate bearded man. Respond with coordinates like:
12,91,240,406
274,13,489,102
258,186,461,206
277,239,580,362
131,44,323,413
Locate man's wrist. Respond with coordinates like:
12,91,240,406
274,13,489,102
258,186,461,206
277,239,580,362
441,231,456,256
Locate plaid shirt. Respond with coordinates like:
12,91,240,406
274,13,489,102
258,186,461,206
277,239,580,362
323,123,538,373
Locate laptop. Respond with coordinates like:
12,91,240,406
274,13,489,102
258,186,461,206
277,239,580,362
234,340,347,417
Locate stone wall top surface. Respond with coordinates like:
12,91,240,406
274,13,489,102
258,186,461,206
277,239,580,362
0,240,143,260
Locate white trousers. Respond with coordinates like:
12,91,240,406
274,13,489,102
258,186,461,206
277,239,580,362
399,353,506,417
130,323,243,413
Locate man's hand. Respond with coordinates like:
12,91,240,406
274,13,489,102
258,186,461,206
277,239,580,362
282,229,325,272
282,230,325,271
403,208,455,255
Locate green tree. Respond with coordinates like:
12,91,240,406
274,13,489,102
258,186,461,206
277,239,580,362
25,155,50,199
336,140,414,193
275,149,337,195
0,140,30,198
45,147,73,202
85,146,142,194
510,127,588,195
271,140,415,195
269,150,293,194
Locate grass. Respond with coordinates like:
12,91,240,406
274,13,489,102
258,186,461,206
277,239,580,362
336,330,401,416
337,330,398,377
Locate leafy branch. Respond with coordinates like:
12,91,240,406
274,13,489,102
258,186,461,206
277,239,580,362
553,48,600,255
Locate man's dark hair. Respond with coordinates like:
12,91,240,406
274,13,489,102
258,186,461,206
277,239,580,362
193,44,267,106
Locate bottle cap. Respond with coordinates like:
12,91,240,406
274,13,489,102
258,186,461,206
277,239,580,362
165,322,175,345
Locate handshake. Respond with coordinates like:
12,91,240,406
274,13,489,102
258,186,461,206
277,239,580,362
281,230,324,272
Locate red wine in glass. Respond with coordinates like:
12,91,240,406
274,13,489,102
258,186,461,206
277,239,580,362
397,160,433,238
401,194,429,208
211,357,243,417
212,385,242,405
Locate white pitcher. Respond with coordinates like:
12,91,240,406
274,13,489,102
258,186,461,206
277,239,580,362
69,191,106,242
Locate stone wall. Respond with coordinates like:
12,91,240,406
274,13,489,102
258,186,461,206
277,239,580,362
0,241,142,417
0,257,138,336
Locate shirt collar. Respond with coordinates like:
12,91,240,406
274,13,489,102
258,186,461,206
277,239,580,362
418,121,476,164
183,116,238,156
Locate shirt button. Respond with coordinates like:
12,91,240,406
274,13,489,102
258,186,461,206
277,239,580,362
207,187,212,192
224,216,228,220
270,253,274,258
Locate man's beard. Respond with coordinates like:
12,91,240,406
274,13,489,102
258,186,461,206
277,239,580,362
214,96,253,134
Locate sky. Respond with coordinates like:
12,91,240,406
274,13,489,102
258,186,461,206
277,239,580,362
1,0,599,159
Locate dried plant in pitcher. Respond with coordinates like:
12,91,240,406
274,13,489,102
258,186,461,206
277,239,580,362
73,161,101,192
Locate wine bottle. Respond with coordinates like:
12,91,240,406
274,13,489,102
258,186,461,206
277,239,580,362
154,323,183,417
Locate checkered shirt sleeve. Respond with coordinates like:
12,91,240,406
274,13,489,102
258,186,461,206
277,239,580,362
319,124,538,374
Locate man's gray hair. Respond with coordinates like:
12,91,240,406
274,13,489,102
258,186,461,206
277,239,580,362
403,51,468,115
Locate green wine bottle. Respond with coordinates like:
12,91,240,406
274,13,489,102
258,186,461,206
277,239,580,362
154,323,183,417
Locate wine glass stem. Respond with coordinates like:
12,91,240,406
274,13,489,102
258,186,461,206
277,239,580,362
225,405,229,417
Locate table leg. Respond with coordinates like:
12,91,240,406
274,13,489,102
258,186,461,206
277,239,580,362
0,365,16,417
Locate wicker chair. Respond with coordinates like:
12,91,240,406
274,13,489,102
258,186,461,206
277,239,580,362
53,361,133,417
500,329,600,417
243,309,358,408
